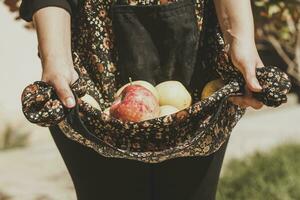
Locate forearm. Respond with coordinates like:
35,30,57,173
32,7,78,108
213,0,255,44
33,7,73,67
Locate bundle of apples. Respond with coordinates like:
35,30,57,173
80,79,224,122
108,80,192,122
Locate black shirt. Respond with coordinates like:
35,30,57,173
19,0,78,22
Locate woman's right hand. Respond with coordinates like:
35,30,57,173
33,7,76,108
41,60,79,108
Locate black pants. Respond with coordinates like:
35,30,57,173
49,125,228,200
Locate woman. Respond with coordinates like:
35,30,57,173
19,0,264,199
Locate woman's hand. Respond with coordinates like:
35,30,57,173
214,0,264,109
41,60,79,108
33,7,77,108
228,36,264,109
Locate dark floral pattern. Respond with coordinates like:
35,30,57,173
21,0,291,163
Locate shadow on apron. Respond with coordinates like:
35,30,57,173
111,0,199,89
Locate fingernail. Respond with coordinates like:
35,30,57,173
65,97,75,108
253,78,262,90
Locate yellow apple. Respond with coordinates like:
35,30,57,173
155,81,192,110
159,105,179,117
201,79,224,99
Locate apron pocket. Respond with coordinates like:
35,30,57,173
111,0,199,87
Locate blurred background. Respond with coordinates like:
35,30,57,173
0,1,300,200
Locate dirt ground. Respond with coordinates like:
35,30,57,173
1,4,299,200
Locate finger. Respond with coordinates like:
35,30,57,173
228,96,249,108
242,63,262,93
229,96,263,110
255,58,264,69
51,78,76,108
244,96,264,110
243,87,262,109
70,68,80,84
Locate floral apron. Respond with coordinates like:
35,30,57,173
21,0,291,163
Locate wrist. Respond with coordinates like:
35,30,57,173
220,18,255,46
225,29,255,47
41,55,74,69
41,60,78,84
38,45,73,67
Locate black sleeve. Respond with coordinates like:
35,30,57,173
19,0,78,22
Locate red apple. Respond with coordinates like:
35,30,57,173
110,85,160,122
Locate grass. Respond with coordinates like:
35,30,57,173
217,143,300,200
0,125,30,151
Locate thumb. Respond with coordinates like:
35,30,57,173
52,78,76,108
241,64,262,92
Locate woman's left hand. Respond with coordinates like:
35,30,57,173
228,36,264,110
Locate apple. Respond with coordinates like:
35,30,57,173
159,105,179,117
110,85,160,122
80,94,101,110
201,79,224,99
115,80,159,101
155,81,192,110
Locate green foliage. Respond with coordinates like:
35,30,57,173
217,143,300,200
253,0,300,42
0,125,30,150
252,0,300,82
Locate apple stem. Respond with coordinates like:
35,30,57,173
129,77,133,85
